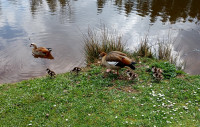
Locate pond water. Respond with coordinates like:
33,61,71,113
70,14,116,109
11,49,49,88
0,0,200,84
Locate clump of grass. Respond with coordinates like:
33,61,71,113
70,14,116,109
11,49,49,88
156,39,185,70
134,36,184,70
157,41,172,61
83,25,126,64
135,38,154,58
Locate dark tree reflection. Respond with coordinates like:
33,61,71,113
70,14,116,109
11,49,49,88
96,0,200,23
30,0,72,21
46,0,57,13
124,1,134,16
97,0,107,13
28,0,200,24
30,0,43,15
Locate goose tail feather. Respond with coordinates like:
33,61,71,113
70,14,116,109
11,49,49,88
47,48,52,52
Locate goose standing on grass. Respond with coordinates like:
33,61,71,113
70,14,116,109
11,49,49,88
99,51,137,75
30,43,52,56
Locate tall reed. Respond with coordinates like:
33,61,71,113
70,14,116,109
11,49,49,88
136,38,153,58
83,25,126,64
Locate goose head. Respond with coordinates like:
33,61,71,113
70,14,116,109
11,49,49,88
30,43,37,48
99,52,106,58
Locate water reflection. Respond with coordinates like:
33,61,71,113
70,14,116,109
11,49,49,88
0,1,1,16
27,0,200,23
33,53,54,59
96,0,200,23
30,0,43,15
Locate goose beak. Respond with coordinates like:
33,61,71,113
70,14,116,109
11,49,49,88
30,44,32,47
132,62,137,65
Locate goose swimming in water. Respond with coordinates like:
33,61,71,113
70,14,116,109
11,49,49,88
30,43,52,56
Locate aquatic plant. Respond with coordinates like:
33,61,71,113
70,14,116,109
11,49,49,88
83,25,126,64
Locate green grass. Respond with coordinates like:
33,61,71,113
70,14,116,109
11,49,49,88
0,58,199,126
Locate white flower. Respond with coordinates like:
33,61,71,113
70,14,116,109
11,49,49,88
152,91,157,96
66,119,68,121
28,123,32,126
132,96,135,99
115,116,118,118
153,105,156,107
88,114,91,116
53,104,56,107
170,117,173,119
183,106,188,110
166,121,171,123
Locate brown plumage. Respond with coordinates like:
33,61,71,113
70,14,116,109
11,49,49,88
99,51,136,75
71,67,82,75
30,43,52,56
46,68,56,78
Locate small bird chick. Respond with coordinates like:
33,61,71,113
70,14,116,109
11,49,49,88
126,69,138,80
153,73,163,81
151,66,163,81
71,67,82,75
151,66,163,74
46,68,56,78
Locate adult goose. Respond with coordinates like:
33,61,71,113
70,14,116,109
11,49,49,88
99,51,136,74
30,43,52,56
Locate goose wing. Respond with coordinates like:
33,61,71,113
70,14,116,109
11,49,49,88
108,51,127,56
106,52,132,66
36,47,50,53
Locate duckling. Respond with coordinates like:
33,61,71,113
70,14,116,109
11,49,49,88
151,66,163,81
71,67,82,75
30,43,52,56
153,72,163,81
151,66,163,74
46,68,56,78
126,69,138,80
99,51,136,75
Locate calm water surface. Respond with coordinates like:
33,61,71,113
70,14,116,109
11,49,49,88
0,0,200,84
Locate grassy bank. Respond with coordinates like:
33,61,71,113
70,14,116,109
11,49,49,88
0,57,200,126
